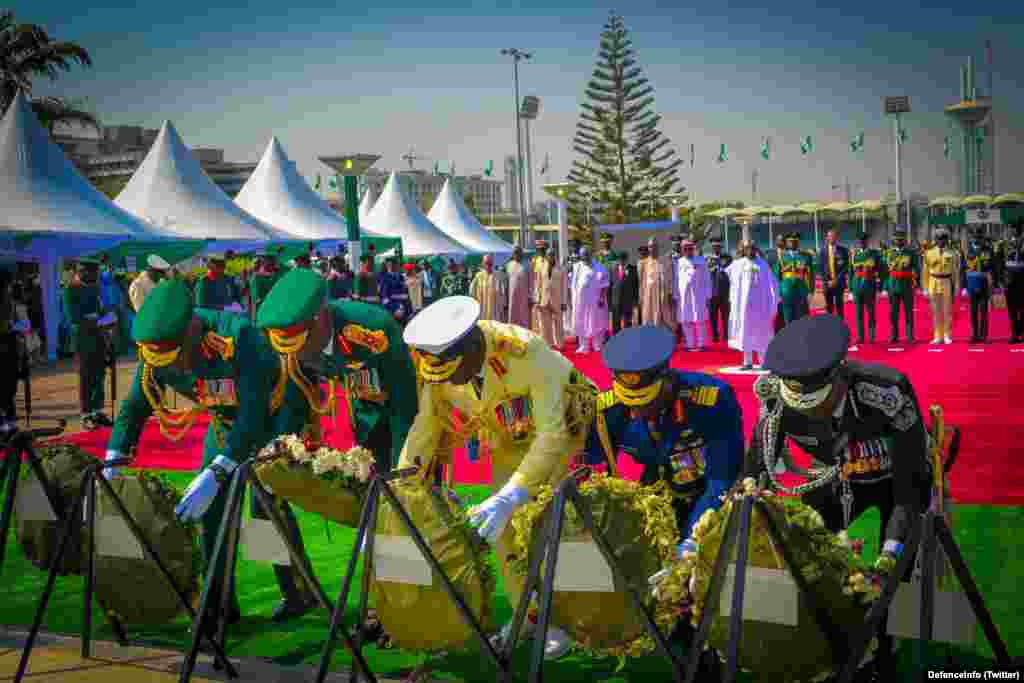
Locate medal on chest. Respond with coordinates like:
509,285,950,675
668,430,706,486
495,395,533,441
348,367,386,403
195,378,238,407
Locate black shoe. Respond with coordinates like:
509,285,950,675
93,412,113,427
270,597,315,622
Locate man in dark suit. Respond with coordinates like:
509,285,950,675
818,229,850,320
706,236,732,343
609,250,639,334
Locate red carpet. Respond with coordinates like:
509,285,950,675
62,293,1024,505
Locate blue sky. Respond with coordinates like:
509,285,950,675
15,1,1024,206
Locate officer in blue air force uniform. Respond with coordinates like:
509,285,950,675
583,325,744,552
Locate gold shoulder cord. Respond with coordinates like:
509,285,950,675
595,411,620,478
267,328,334,417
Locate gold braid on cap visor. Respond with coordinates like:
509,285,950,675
267,327,333,416
417,352,462,383
780,379,834,410
612,378,663,406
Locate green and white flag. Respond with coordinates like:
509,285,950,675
484,160,493,177
433,161,440,175
540,153,550,175
898,126,908,144
850,132,864,152
943,136,951,159
800,135,814,155
314,174,321,191
760,137,770,160
327,176,337,190
717,143,728,163
450,161,456,176
975,127,985,145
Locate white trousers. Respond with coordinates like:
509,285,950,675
578,336,603,353
742,350,762,367
681,322,705,349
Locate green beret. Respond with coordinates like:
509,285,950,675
132,280,194,344
77,258,101,267
256,268,327,330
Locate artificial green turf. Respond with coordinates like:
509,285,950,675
1,472,1019,681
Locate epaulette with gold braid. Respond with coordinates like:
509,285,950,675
596,390,618,411
494,333,528,357
690,385,720,407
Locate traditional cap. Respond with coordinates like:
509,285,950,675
147,254,170,270
764,315,850,410
682,239,696,248
535,239,548,249
603,326,675,406
256,268,326,331
892,228,907,238
709,236,722,244
600,232,613,242
404,296,481,382
132,279,194,366
934,228,949,239
786,232,800,240
670,234,683,244
638,244,650,254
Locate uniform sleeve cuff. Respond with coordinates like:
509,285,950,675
882,540,903,557
211,455,238,474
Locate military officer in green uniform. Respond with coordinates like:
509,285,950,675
882,229,918,344
62,258,114,429
775,232,814,325
104,280,318,629
963,227,995,343
596,232,616,267
353,253,380,305
257,268,419,473
440,259,470,298
849,232,883,344
194,254,239,311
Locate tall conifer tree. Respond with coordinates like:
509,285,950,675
567,12,682,230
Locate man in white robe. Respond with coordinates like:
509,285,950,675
505,246,531,329
571,247,610,354
676,239,712,350
726,241,780,370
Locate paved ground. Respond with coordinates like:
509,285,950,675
0,628,405,682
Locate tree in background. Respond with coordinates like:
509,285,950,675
0,11,99,133
567,12,682,231
91,175,129,200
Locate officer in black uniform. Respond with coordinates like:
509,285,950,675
745,315,932,677
1004,222,1024,343
706,236,732,343
963,227,995,343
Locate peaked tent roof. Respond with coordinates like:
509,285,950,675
0,92,164,251
359,184,378,225
362,172,469,257
235,136,388,241
427,178,513,254
115,121,294,242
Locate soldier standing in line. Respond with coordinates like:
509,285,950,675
62,258,115,429
776,232,813,326
962,227,995,343
849,232,883,344
1005,222,1024,343
882,229,918,344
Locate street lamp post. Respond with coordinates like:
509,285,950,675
318,154,381,270
520,95,540,244
885,95,911,240
501,48,532,248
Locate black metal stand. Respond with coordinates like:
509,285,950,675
683,473,847,683
836,509,1017,683
179,459,367,683
517,468,685,683
14,455,237,682
0,421,66,575
315,466,509,683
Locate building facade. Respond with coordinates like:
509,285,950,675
55,125,257,198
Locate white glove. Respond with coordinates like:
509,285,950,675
103,449,123,479
468,481,529,543
960,289,967,297
175,455,236,522
648,568,670,599
97,312,117,326
12,320,31,333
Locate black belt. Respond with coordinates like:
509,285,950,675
930,273,951,279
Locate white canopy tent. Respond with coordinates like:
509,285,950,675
234,137,389,252
363,172,469,257
428,179,511,256
0,93,171,360
359,183,378,225
115,121,295,252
